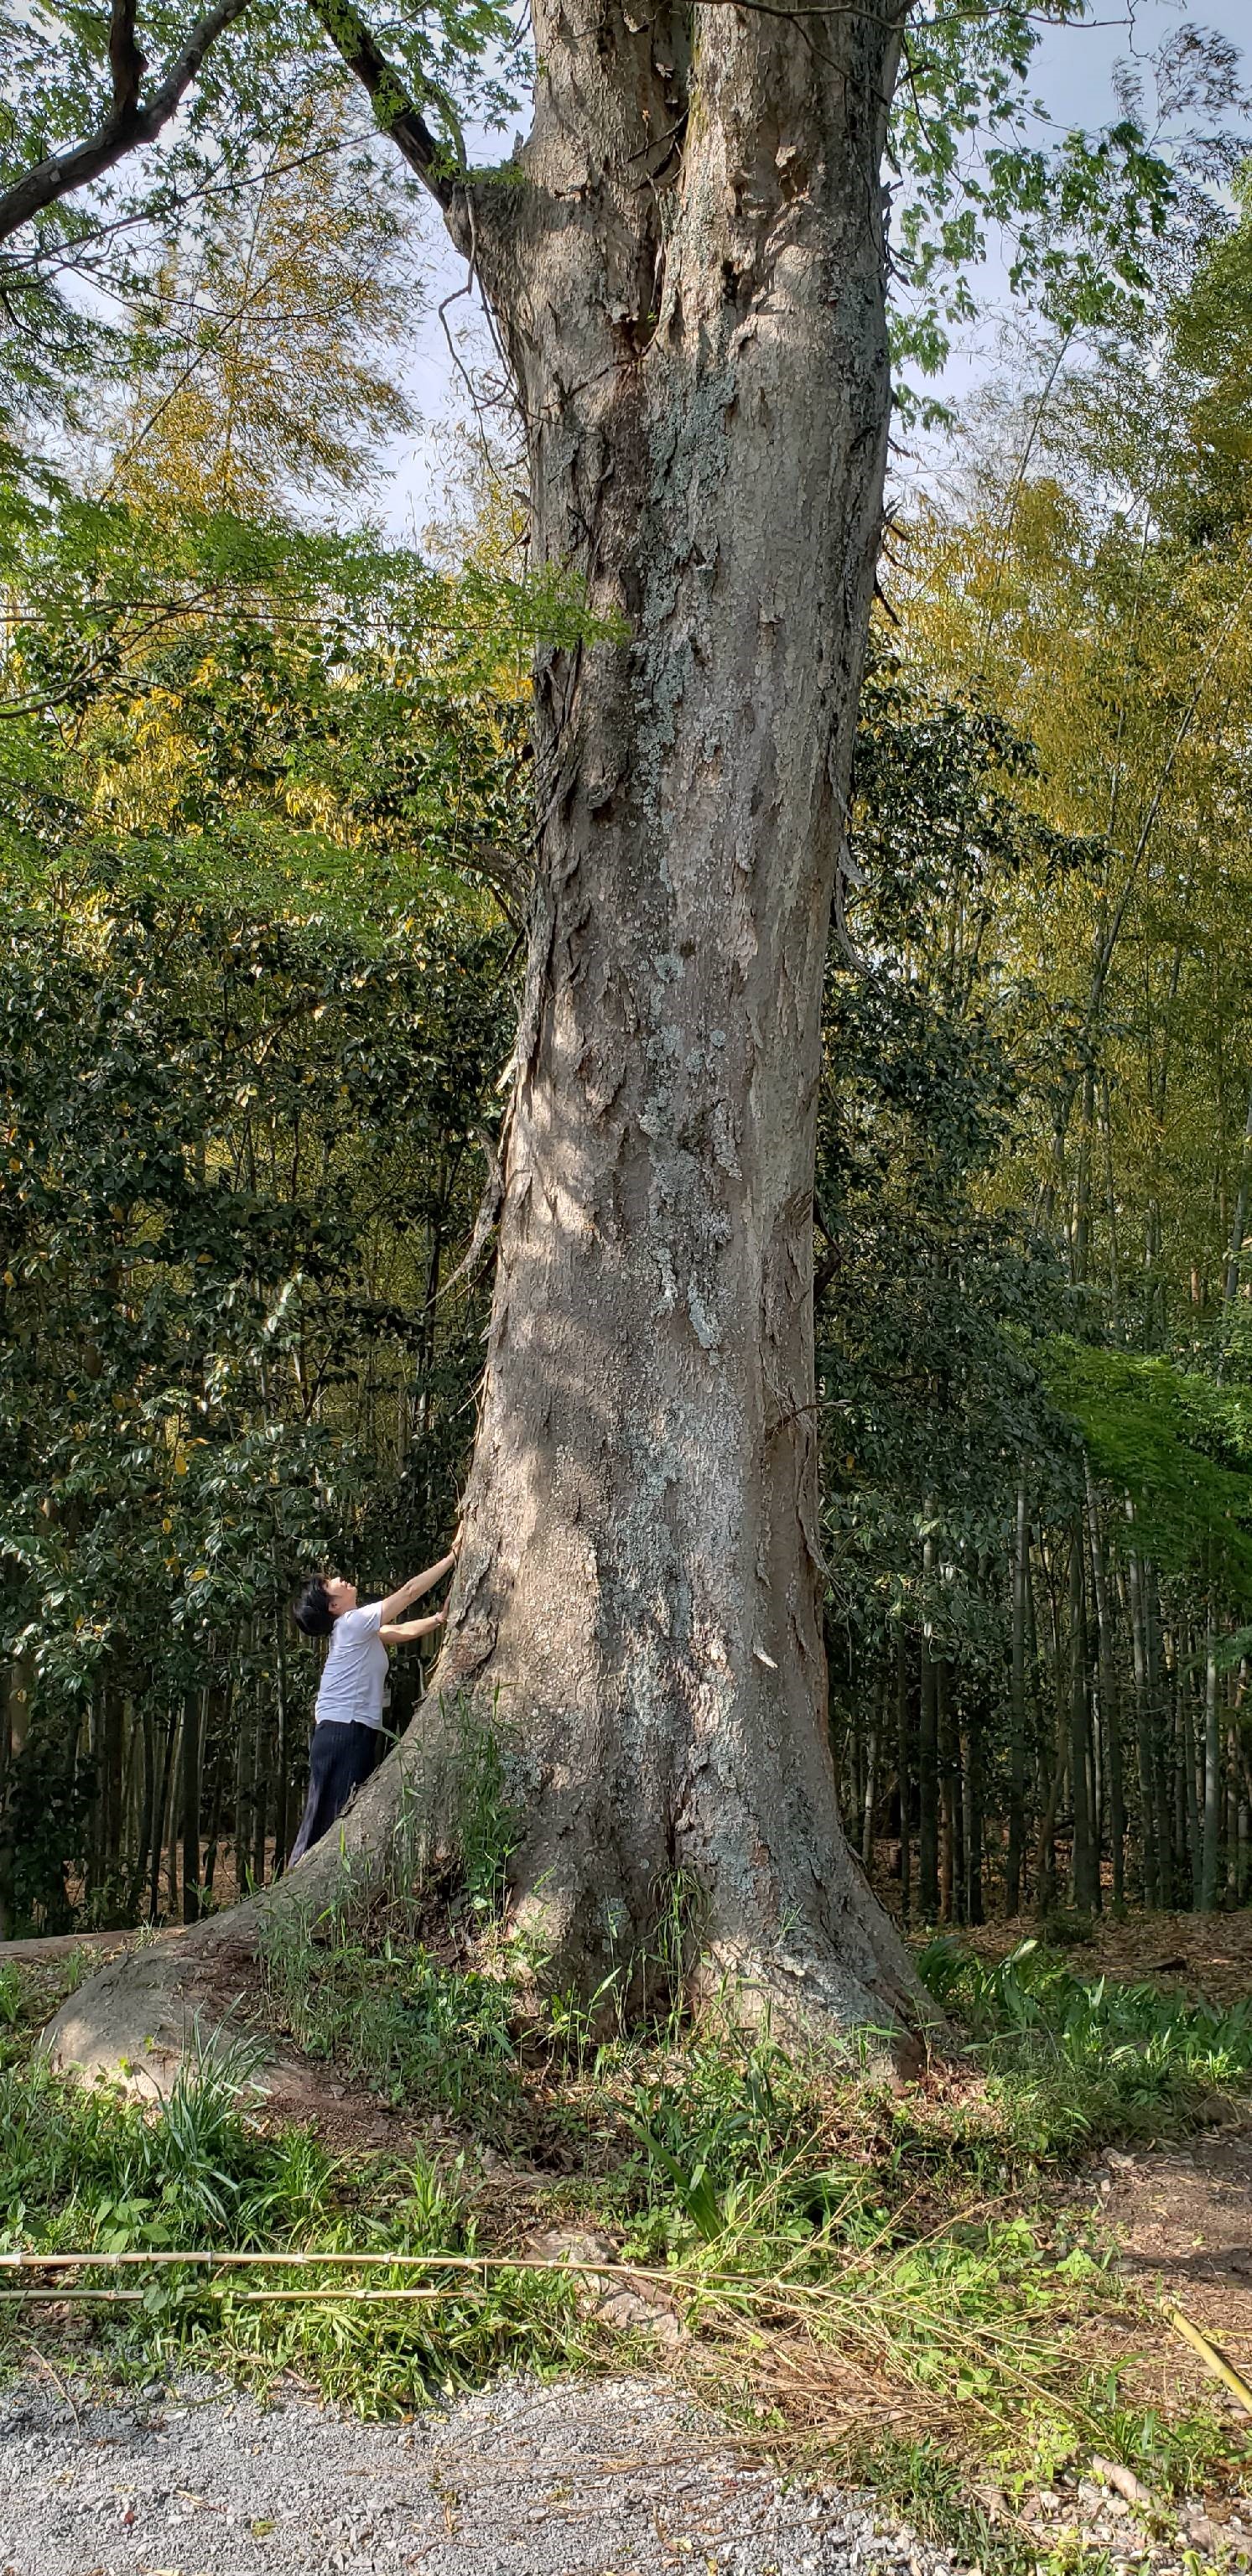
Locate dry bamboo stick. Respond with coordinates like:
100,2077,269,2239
0,2250,465,2270
0,2287,440,2308
0,2248,715,2290
1167,2308,1252,2415
0,2243,1024,2342
0,2244,1030,2357
0,2250,635,2280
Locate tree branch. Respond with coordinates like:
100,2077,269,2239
302,0,460,210
0,0,252,249
107,0,146,122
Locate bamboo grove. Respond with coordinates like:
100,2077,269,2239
4,61,1252,1936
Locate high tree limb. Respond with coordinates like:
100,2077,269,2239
302,0,462,213
0,0,252,248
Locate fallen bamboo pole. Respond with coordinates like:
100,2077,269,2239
0,2250,510,2269
0,2288,438,2308
1167,2309,1252,2416
0,2251,636,2278
0,2245,1034,2357
0,2248,702,2289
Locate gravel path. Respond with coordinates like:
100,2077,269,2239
0,2370,958,2576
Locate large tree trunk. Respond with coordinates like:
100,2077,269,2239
45,0,922,2081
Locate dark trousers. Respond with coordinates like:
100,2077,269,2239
288,1720,389,1867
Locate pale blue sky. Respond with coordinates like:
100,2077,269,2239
378,0,1249,537
932,0,1248,396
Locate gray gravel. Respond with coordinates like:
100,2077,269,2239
0,2369,961,2576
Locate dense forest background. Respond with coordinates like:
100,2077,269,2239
5,63,1252,1938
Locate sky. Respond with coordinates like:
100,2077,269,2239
377,0,1250,539
935,0,1248,386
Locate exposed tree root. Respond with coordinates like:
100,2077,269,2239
41,1685,931,2090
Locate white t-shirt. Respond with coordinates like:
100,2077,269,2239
314,1602,391,1731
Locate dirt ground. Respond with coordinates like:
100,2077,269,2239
8,1914,1252,2358
11,1890,1252,2002
1076,2118,1252,2423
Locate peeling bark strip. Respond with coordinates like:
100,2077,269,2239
45,0,920,2080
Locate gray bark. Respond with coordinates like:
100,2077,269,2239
1200,1604,1220,1912
418,0,915,2025
1006,1481,1028,1914
45,0,923,2078
1222,1079,1252,1310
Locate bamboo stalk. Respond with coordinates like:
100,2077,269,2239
0,2249,647,2277
0,2250,455,2269
0,2248,707,2289
0,2243,993,2338
0,2245,926,2309
0,2286,456,2308
0,2253,1052,2360
1167,2308,1252,2415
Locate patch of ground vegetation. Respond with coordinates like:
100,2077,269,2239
3,1857,1252,2576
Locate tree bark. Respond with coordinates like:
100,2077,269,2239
938,1659,958,1924
1085,1465,1124,1911
1125,1534,1158,1907
44,0,926,2077
1200,1602,1220,1913
251,1688,270,1893
422,3,915,2020
181,1690,202,1928
896,1631,912,1928
1221,1078,1252,1317
1006,1481,1029,1915
918,1633,941,1924
1068,1521,1099,1913
151,1706,177,1924
962,1711,983,1928
125,1702,155,1924
860,1688,880,1872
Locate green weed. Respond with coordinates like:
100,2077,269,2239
0,2049,584,2407
257,1708,526,2123
621,2023,876,2256
0,2033,269,2252
0,1947,106,2070
261,1917,520,2123
453,1705,521,1924
918,1937,1252,2152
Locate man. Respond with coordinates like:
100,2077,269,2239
288,1536,459,1863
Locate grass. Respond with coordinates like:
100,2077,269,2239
0,1942,104,2071
261,1913,521,2125
0,2019,587,2410
254,1703,528,2129
1,1903,1250,2563
918,1936,1252,2151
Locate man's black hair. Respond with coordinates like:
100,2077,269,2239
294,1574,334,1638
